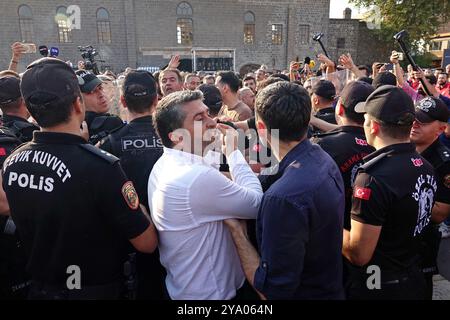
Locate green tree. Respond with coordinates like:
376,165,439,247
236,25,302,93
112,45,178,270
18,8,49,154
350,0,450,49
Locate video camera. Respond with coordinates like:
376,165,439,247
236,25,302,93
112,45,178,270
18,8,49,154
78,45,100,74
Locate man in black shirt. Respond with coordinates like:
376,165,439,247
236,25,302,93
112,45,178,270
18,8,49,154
75,70,123,145
0,74,39,143
312,81,375,230
410,96,450,298
0,74,39,299
310,80,337,134
1,58,158,300
99,70,165,299
343,85,436,300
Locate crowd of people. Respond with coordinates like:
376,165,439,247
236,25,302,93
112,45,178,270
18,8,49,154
0,41,450,300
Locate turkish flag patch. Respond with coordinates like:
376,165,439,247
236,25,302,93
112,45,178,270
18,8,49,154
354,187,371,200
121,181,139,210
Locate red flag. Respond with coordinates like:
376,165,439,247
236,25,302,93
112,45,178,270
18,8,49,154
354,187,371,200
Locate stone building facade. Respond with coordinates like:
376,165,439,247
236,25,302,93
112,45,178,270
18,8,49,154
0,1,386,74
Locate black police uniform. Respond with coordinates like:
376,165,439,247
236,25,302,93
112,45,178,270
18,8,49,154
348,143,436,300
310,106,337,136
99,115,166,300
312,126,375,230
85,111,124,145
419,139,450,298
1,115,39,144
2,131,150,299
0,115,37,299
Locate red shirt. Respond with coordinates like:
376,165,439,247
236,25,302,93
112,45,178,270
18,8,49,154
436,82,450,98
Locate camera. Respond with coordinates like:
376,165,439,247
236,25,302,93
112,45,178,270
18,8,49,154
78,45,99,74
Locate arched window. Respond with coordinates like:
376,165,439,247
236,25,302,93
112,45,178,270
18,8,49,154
176,2,193,16
56,6,72,43
97,8,112,44
18,5,34,42
244,11,255,45
176,2,193,45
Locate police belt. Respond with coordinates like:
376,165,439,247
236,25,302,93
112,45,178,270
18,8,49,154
30,280,123,299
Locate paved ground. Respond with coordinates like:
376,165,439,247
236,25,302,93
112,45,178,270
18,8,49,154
434,237,450,300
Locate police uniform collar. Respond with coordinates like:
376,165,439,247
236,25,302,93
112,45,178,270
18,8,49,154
33,131,87,145
129,115,153,124
363,143,415,163
278,139,312,172
2,114,29,125
316,106,334,115
422,138,450,163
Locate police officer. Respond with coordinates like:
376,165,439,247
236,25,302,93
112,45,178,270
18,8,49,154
99,70,165,300
2,58,158,300
75,70,123,145
312,81,376,231
310,80,337,134
0,74,38,299
410,96,450,299
343,85,436,300
0,74,39,143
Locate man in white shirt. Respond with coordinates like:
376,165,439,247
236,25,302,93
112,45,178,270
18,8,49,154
149,90,263,300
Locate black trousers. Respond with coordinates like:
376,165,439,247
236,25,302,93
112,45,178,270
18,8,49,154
347,267,427,300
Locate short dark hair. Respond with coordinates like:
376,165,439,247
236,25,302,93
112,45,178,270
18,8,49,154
342,106,365,125
26,93,78,128
426,74,437,85
159,69,183,83
217,71,240,93
255,82,311,142
369,114,414,140
0,97,22,114
154,90,203,148
243,75,256,83
269,74,290,82
439,72,448,78
124,88,156,114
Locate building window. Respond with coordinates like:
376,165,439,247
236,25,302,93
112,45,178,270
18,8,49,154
97,8,111,44
298,24,310,45
430,41,442,51
271,24,283,45
337,37,346,49
18,5,34,42
176,2,193,45
176,2,193,16
56,6,72,43
177,18,193,45
244,11,255,45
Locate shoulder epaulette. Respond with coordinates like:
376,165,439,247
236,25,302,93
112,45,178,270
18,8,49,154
359,149,395,172
436,144,450,163
79,143,119,164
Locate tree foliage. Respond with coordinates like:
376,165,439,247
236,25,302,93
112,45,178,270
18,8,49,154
349,0,450,49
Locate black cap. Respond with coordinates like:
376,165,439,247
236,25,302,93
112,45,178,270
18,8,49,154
75,70,102,93
0,76,21,104
340,81,375,113
312,80,336,100
198,84,222,110
355,85,415,125
415,97,450,123
21,57,79,103
123,70,157,98
372,71,397,89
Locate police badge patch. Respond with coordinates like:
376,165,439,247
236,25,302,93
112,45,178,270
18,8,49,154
122,181,139,210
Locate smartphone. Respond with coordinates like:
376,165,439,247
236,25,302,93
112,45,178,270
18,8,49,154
22,43,36,54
